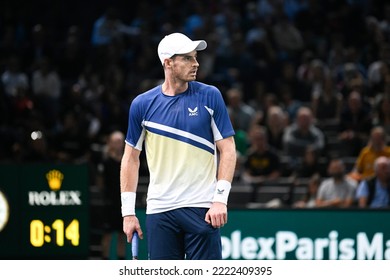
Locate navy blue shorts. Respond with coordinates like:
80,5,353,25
146,207,222,260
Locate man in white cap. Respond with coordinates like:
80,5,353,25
120,33,236,259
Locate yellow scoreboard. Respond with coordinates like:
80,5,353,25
0,164,89,259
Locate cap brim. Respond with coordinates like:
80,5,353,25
176,40,207,55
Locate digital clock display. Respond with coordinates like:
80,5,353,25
30,219,79,247
0,164,89,259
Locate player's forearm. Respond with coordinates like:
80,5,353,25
120,152,140,217
212,137,236,205
120,148,140,193
120,158,140,193
217,143,237,182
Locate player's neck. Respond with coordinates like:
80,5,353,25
162,79,188,96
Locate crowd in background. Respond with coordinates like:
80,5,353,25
1,0,390,209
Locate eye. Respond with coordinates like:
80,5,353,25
184,55,197,61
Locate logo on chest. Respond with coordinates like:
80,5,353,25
188,107,198,117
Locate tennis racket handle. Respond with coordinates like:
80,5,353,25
131,232,139,259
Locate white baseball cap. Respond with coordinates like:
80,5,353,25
157,33,207,65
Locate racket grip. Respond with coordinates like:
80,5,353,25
131,232,139,260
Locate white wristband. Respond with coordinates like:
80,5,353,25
121,192,136,217
212,180,231,205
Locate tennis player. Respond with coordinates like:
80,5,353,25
120,32,236,260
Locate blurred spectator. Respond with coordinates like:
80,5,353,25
249,91,279,127
306,59,330,102
336,52,369,98
379,3,390,42
226,86,253,177
55,25,87,88
356,156,390,208
98,130,128,259
197,33,218,82
247,81,267,113
214,34,257,97
296,50,314,82
311,75,343,123
338,90,372,157
242,125,281,183
372,94,390,140
279,84,302,121
1,56,32,122
278,61,311,102
282,106,325,166
264,105,288,153
245,17,268,48
294,0,326,52
1,56,29,98
272,14,304,61
293,173,321,208
91,7,139,47
367,43,390,94
344,72,369,99
256,0,279,21
183,1,206,38
31,57,61,129
316,159,357,208
99,90,128,135
232,128,248,165
245,19,278,91
349,126,390,181
327,35,347,76
362,16,384,70
291,146,326,179
51,111,90,162
241,125,281,202
226,86,256,133
22,24,54,70
283,0,308,21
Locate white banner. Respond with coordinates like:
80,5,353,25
0,260,387,280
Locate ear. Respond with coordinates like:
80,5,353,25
164,57,173,68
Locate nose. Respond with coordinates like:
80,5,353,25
193,58,199,67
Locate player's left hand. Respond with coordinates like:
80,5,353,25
205,202,227,228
